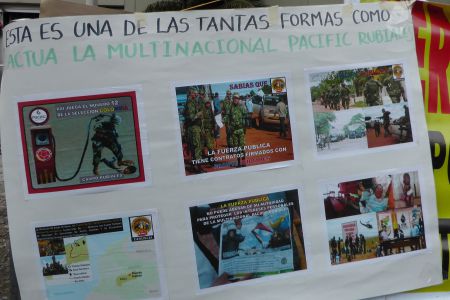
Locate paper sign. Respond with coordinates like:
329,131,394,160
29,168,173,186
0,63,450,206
308,62,412,157
323,170,426,265
189,189,306,290
17,91,147,196
33,210,165,300
175,76,294,175
410,0,450,294
0,3,442,300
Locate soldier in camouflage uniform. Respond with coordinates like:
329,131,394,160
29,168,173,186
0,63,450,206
185,88,205,173
364,76,383,106
321,92,329,109
230,93,247,167
330,84,341,110
222,90,233,148
91,113,133,175
202,100,216,164
383,70,407,103
340,83,351,110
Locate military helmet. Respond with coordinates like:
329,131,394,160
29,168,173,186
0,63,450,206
111,114,122,125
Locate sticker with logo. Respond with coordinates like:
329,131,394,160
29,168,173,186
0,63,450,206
35,148,53,162
271,77,287,93
129,215,154,241
30,107,49,125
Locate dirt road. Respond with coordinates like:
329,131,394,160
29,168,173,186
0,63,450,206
366,128,398,148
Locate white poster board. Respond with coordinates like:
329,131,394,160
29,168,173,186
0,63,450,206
0,3,442,300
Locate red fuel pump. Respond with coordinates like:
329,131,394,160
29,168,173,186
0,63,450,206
30,126,56,184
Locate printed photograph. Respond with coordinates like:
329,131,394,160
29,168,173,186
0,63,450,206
41,255,69,277
175,77,294,176
189,190,307,289
364,104,412,148
308,63,412,155
310,64,407,113
315,109,367,154
327,213,379,264
35,213,164,299
323,171,426,265
38,238,66,257
323,171,422,220
18,91,146,194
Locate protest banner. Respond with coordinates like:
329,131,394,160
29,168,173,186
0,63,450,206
0,2,442,299
411,0,450,294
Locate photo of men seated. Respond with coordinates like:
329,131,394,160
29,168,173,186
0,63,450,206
324,171,426,265
323,171,421,220
38,238,66,257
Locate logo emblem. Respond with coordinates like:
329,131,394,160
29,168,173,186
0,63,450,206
30,107,49,125
129,215,154,241
392,64,404,80
35,147,53,162
271,77,286,94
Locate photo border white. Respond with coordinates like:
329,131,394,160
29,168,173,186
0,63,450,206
170,72,300,181
14,85,152,200
30,209,168,300
184,184,312,295
304,59,419,161
315,165,433,273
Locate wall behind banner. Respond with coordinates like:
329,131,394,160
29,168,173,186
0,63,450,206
412,0,450,293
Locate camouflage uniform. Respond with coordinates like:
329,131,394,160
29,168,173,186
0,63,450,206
364,78,382,106
384,76,406,103
230,94,247,167
91,114,123,175
222,91,233,147
321,92,329,108
230,102,247,148
340,85,351,109
382,109,391,137
202,102,215,152
185,91,203,161
330,85,341,110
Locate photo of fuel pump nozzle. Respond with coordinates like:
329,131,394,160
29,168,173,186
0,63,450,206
30,113,137,185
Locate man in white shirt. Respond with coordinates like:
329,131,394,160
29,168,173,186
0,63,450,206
276,98,288,138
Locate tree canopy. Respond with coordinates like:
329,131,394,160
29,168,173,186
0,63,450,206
314,112,336,138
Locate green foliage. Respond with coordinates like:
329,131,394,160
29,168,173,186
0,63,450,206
145,0,264,12
310,86,322,102
146,0,185,12
349,113,364,125
343,113,365,136
311,70,359,101
314,112,336,138
261,84,272,95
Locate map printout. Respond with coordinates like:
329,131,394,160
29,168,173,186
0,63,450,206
33,211,164,300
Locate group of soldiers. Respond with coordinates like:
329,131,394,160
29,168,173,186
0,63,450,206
371,105,411,141
330,233,367,264
321,83,352,110
364,71,407,106
221,90,248,154
320,70,407,110
184,88,247,173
